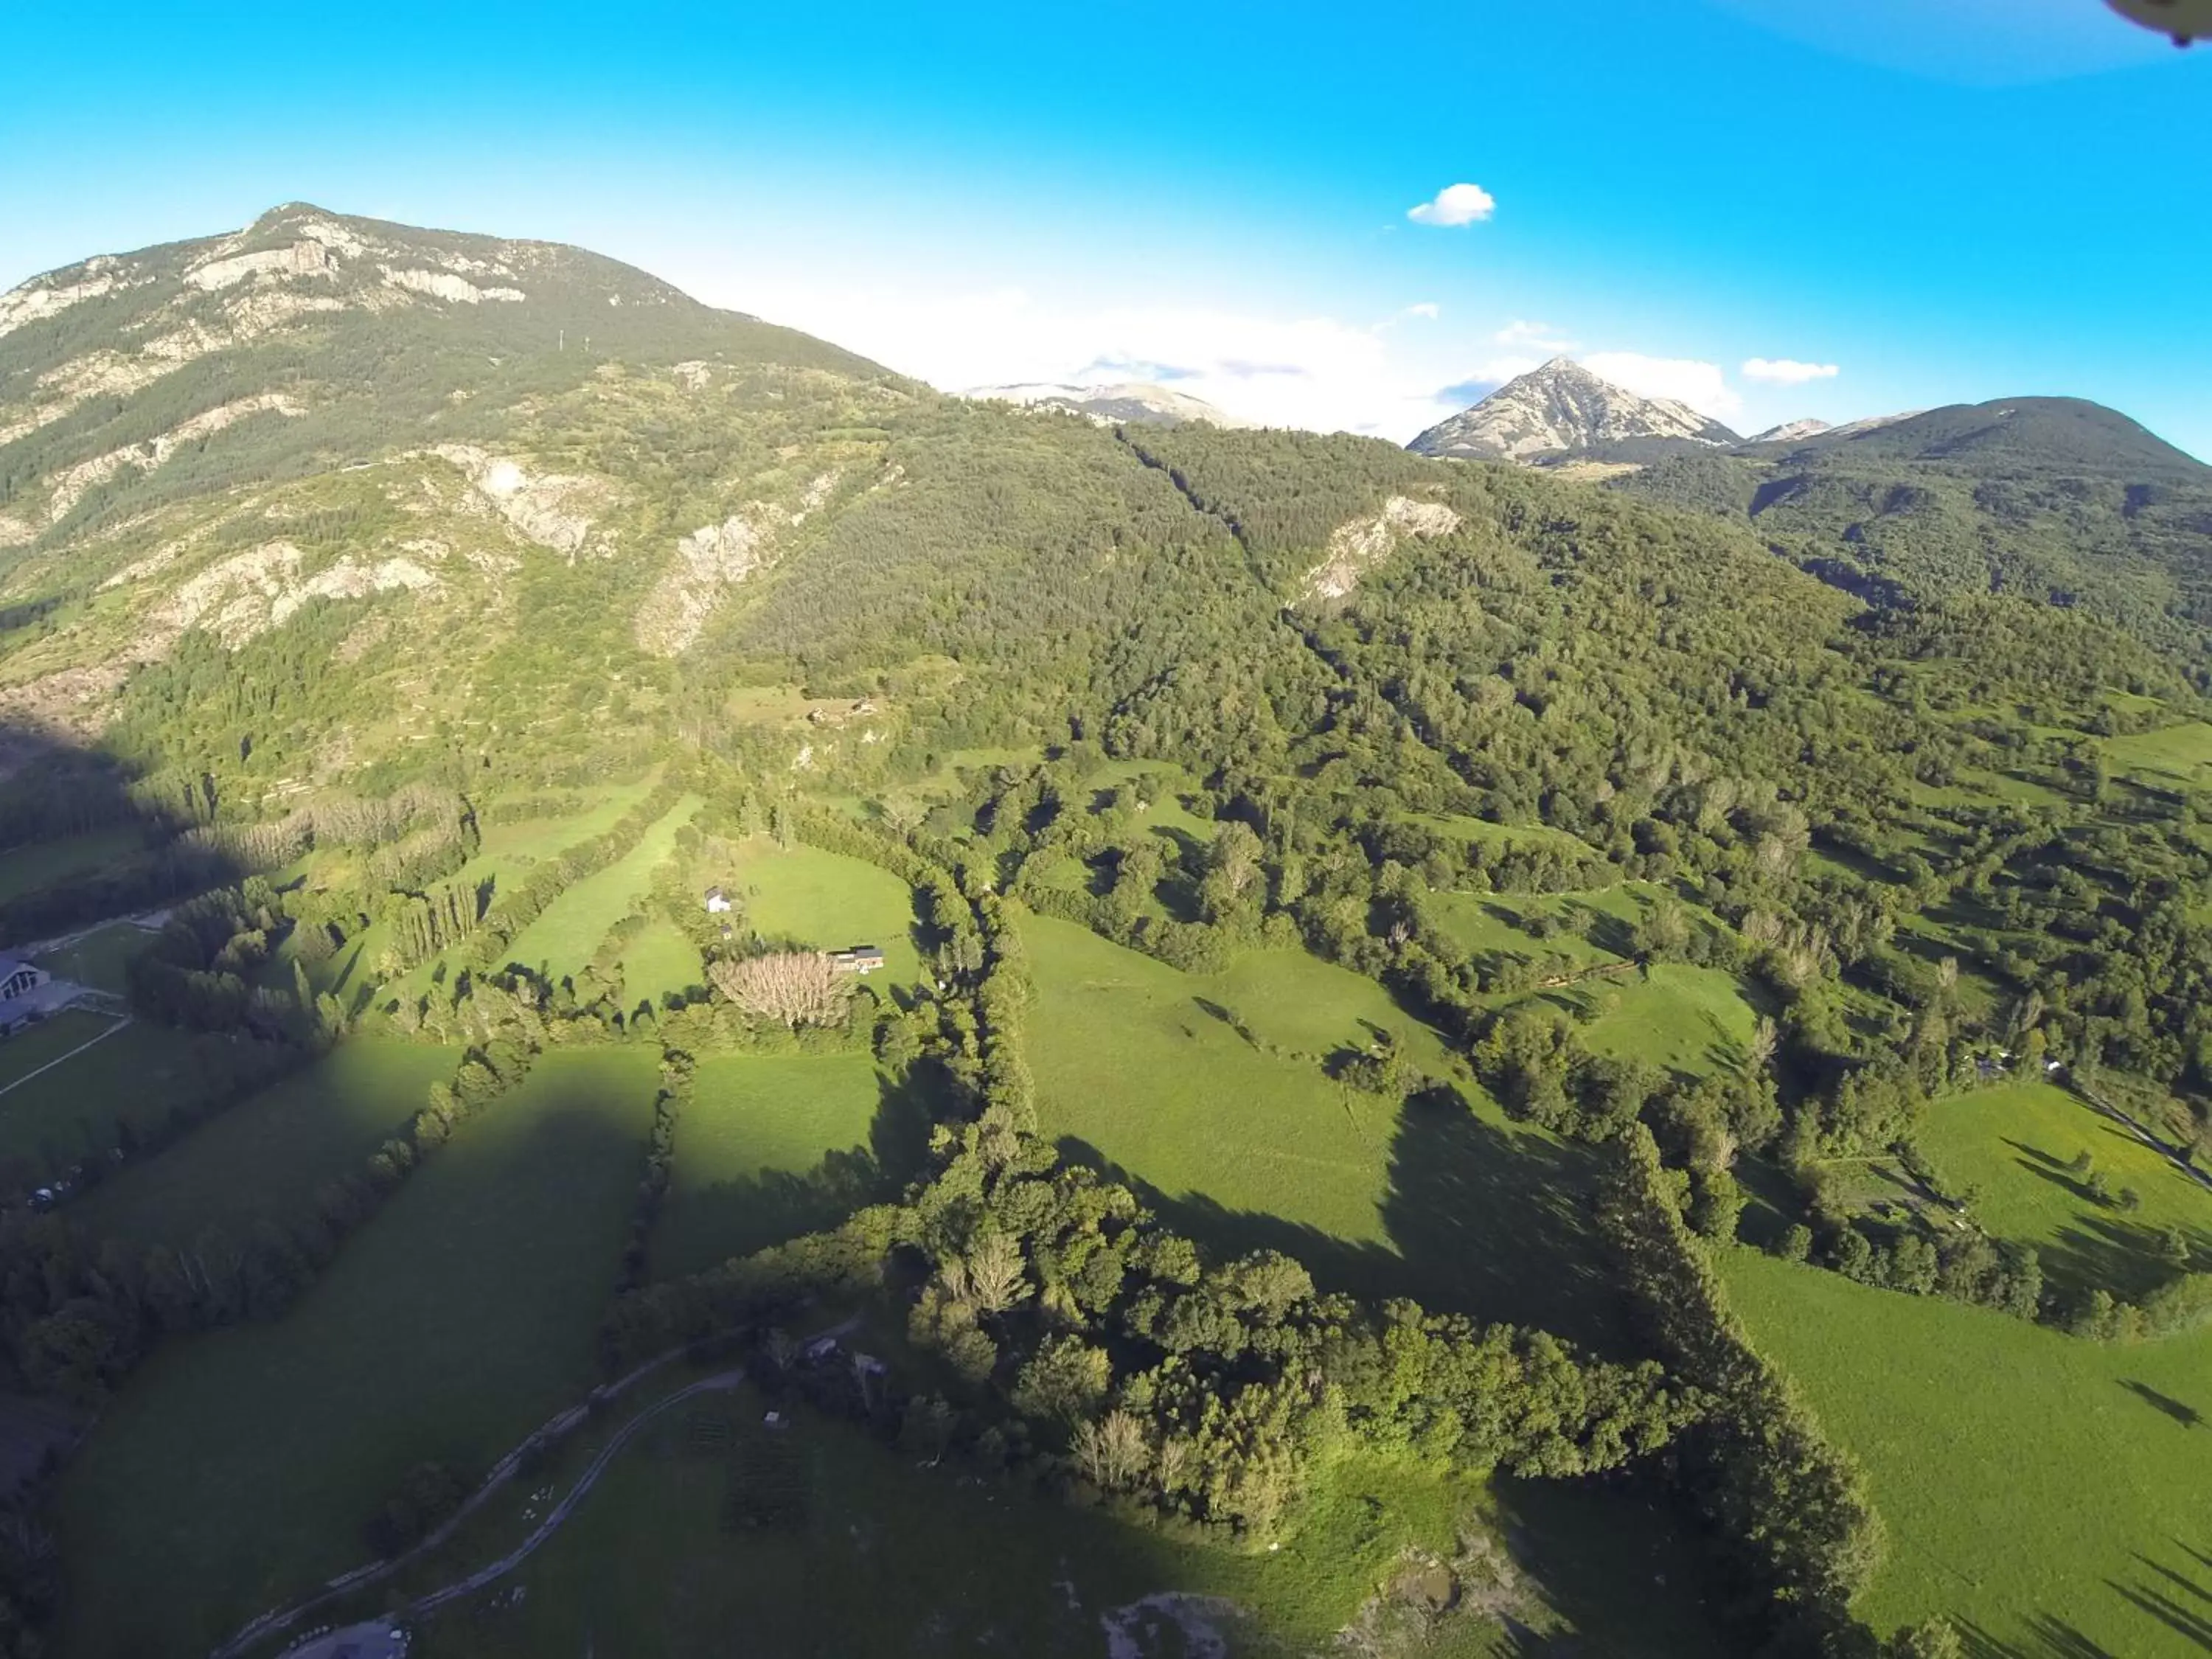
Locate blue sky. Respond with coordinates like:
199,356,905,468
3,0,2208,451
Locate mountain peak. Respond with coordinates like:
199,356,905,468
1409,358,1740,465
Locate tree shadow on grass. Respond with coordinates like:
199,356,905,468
1060,1085,1633,1360
1958,1618,2126,1658
2121,1380,2205,1430
654,1061,944,1278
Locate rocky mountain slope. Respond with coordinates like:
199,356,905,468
0,203,909,784
1407,357,1740,464
959,380,1249,428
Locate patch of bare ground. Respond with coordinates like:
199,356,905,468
1335,1534,1531,1658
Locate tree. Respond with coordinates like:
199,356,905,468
1071,1408,1151,1492
963,1231,1030,1315
1884,1617,1963,1659
1012,1335,1111,1426
709,952,849,1027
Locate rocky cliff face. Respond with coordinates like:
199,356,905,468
1408,358,1739,463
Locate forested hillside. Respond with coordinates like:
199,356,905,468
1618,397,2212,658
4,208,2212,1658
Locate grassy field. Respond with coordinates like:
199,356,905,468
1017,910,1631,1357
0,828,145,908
1723,1247,2212,1655
2101,720,2212,785
504,796,700,983
1566,962,1760,1079
379,1371,1723,1659
0,1009,119,1091
476,776,663,866
71,1039,459,1248
728,839,924,987
0,1019,218,1182
653,1051,908,1279
54,1046,660,1659
1919,1081,2212,1301
614,919,705,1006
28,920,153,992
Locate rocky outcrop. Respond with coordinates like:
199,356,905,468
155,540,440,648
0,257,146,341
184,240,338,291
379,267,526,305
430,445,613,558
1299,495,1461,602
634,471,842,655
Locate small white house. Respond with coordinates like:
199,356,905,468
704,887,733,915
0,958,49,1032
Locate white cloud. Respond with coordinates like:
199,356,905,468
737,280,1465,437
1582,352,1743,420
1406,183,1496,227
1495,319,1578,352
1743,356,1842,385
1403,302,1440,320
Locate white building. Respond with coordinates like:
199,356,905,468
704,887,734,914
0,958,49,1032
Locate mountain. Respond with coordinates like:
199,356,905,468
1408,356,1741,464
1775,396,2208,479
0,202,913,782
1743,419,1831,445
959,380,1248,428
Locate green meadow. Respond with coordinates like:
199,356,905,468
652,1050,908,1279
504,796,700,983
29,920,152,993
1016,909,1631,1356
727,838,924,986
1919,1080,2212,1300
0,828,145,908
55,1046,659,1659
613,918,706,1006
1723,1248,2212,1655
0,1019,218,1182
72,1039,459,1248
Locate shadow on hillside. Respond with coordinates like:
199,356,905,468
655,1060,943,1275
1060,1082,1632,1359
0,723,243,953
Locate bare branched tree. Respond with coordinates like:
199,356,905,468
964,1231,1029,1315
709,950,849,1027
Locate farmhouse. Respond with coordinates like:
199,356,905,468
704,886,733,914
0,958,49,1032
828,945,886,975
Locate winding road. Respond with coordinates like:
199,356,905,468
405,1366,746,1615
223,1316,858,1659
